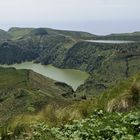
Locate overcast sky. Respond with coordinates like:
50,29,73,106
0,0,140,35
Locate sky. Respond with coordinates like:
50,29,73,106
0,0,140,35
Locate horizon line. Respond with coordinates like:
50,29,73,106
0,26,140,36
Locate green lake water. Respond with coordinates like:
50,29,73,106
1,62,89,90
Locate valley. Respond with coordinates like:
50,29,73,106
1,28,140,96
0,27,140,139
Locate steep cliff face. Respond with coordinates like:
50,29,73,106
36,35,76,67
0,28,78,65
0,42,39,64
74,42,140,96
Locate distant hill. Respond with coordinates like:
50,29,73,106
0,29,11,41
8,27,96,40
8,27,34,39
97,31,140,41
111,31,140,36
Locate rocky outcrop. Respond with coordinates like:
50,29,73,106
55,82,74,97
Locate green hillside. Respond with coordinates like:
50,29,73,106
8,27,34,39
97,32,140,41
0,29,11,42
64,41,140,97
0,68,140,139
7,27,95,41
0,67,74,126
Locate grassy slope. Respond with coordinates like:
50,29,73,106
7,71,140,128
98,73,140,111
53,72,140,121
0,67,74,126
8,27,95,40
0,70,140,139
0,29,11,42
0,67,28,88
8,27,34,39
1,66,138,125
110,32,140,36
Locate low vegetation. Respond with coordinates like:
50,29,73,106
0,67,140,139
1,110,140,140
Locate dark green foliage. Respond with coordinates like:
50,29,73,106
75,42,140,96
3,110,140,140
0,42,39,64
31,28,48,36
0,29,11,41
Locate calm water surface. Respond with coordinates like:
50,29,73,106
85,40,135,44
1,62,89,91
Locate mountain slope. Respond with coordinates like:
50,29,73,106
97,72,140,112
0,69,140,140
1,27,140,97
63,41,140,96
0,67,74,124
0,29,11,41
8,27,34,39
8,27,95,40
